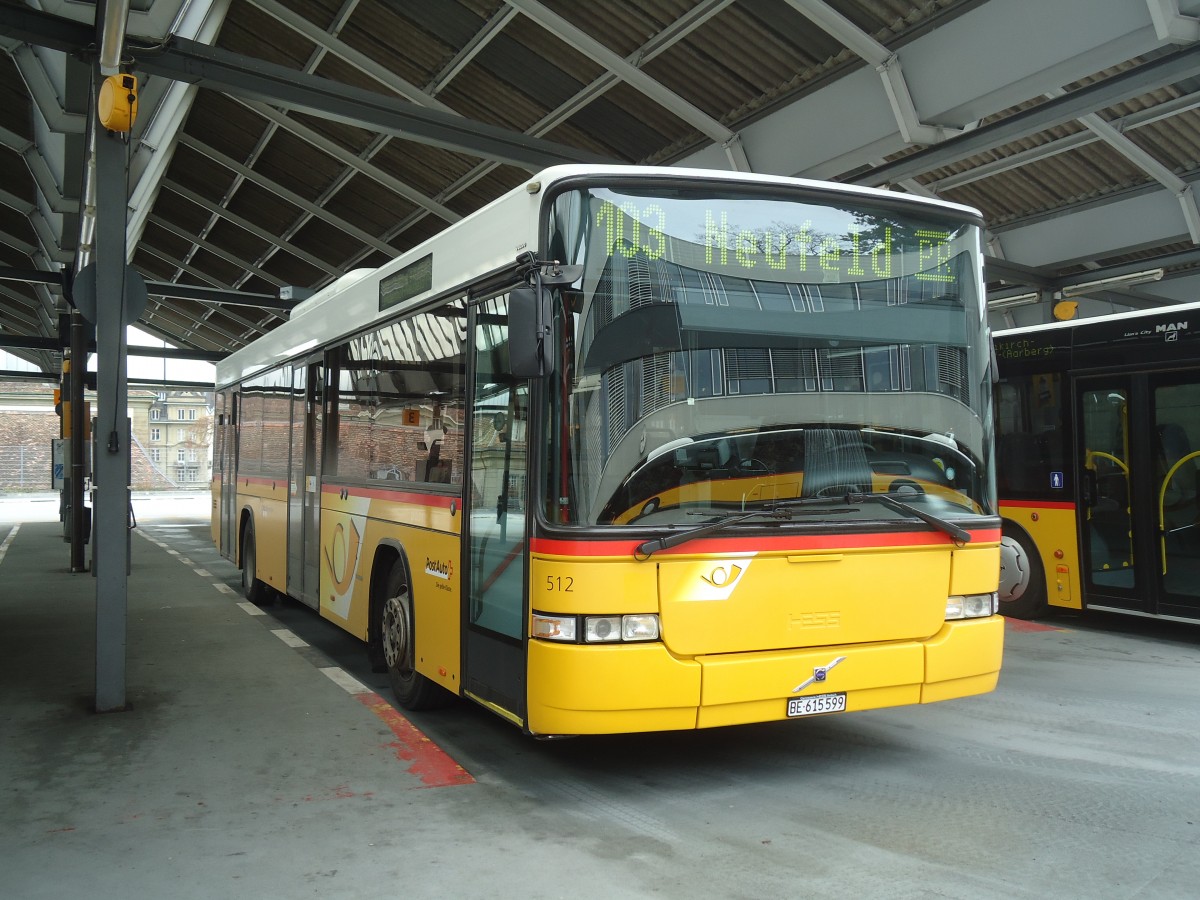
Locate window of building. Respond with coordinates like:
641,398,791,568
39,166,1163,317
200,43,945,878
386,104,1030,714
151,427,161,442
150,408,161,421
177,448,186,462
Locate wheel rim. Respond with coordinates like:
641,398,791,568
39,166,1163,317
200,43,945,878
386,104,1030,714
998,535,1030,603
381,591,412,675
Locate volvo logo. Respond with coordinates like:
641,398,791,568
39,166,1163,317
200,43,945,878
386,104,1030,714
792,656,847,693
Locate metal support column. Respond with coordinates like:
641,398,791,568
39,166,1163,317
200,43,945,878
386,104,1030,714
69,307,87,572
92,91,130,713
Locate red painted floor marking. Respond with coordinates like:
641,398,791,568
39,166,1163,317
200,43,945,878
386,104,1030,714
1004,617,1064,632
355,693,475,788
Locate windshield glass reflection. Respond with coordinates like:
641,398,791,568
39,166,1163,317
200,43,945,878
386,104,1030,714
542,183,994,528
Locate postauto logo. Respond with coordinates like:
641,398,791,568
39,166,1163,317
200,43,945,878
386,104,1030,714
424,557,453,581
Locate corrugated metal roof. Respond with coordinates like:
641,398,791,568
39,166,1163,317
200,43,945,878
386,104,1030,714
3,0,1200,369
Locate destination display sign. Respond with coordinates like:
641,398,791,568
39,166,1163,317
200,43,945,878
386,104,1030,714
592,197,964,285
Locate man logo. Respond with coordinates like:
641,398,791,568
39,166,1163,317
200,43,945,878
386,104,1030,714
1156,321,1188,333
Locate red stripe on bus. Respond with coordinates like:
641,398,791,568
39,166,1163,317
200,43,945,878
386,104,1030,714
355,693,474,788
998,499,1075,510
239,475,283,487
323,484,459,509
531,528,1001,557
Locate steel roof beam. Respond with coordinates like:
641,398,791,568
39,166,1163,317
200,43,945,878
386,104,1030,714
159,180,340,278
2,3,607,169
240,99,461,225
0,266,62,286
9,43,86,134
147,215,288,288
783,0,963,145
137,244,278,341
133,36,609,169
144,280,291,310
425,5,518,96
503,0,751,171
851,43,1200,187
247,0,454,114
176,135,401,257
983,256,1056,289
336,0,735,275
932,89,1200,191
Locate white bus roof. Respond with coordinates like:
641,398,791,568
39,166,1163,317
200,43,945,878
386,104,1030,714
216,164,983,388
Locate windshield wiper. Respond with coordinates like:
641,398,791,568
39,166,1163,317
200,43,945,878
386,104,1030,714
844,491,972,544
631,491,971,559
632,498,859,559
634,507,793,559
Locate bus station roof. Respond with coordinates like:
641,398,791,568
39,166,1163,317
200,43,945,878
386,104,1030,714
3,0,1200,374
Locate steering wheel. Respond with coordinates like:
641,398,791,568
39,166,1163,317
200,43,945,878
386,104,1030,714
738,458,771,475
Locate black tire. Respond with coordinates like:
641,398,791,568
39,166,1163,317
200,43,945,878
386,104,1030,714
379,563,449,710
240,521,270,605
998,523,1047,619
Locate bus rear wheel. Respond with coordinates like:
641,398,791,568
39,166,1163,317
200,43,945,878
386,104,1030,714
240,521,270,605
998,525,1047,619
380,564,447,710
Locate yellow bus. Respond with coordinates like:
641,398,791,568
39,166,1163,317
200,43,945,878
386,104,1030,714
212,165,1003,736
995,301,1200,623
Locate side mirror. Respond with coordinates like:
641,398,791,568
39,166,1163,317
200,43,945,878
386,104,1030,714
509,286,554,378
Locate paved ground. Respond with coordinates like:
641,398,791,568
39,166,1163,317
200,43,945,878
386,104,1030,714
1,492,1198,899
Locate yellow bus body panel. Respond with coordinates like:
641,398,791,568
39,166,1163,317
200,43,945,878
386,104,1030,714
531,556,658,613
657,546,949,655
949,544,1001,594
526,537,1003,735
236,479,288,594
1000,502,1082,609
210,476,220,547
526,617,1002,735
319,490,463,696
527,641,701,734
921,616,1004,701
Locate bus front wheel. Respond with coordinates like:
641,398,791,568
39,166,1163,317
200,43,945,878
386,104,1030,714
380,563,447,710
998,524,1047,619
240,522,270,605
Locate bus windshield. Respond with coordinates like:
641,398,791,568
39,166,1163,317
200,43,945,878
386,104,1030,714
544,182,995,527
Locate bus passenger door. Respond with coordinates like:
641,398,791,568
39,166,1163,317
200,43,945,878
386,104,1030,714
219,391,238,559
1078,378,1139,608
287,360,324,608
1151,376,1200,618
463,294,528,726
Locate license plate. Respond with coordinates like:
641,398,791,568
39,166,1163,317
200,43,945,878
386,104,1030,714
786,692,847,718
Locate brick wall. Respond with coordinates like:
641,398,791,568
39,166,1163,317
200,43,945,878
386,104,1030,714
1,407,182,492
0,410,58,490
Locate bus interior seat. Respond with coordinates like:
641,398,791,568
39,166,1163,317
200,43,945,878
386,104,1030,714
997,432,1041,494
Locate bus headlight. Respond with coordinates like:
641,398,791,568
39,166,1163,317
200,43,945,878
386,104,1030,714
946,592,998,620
585,616,622,642
532,613,576,641
532,613,661,643
620,614,660,641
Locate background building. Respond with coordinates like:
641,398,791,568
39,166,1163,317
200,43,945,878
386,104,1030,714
0,384,213,493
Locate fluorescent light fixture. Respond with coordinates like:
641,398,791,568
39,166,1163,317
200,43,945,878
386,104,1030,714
987,292,1040,310
1059,268,1164,298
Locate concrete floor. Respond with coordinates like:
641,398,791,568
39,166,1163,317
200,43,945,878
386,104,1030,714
2,493,1199,899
